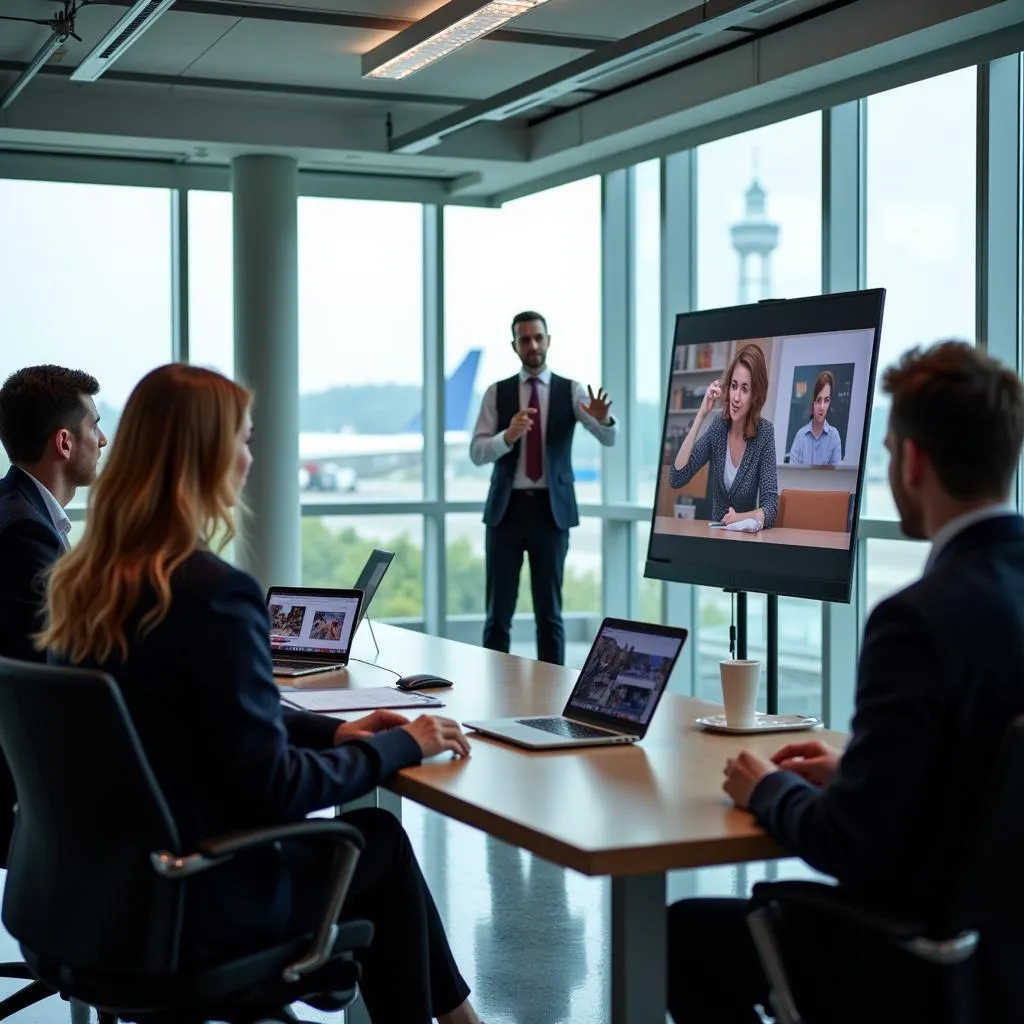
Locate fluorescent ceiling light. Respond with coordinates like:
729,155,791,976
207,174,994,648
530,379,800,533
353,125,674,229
70,0,176,82
363,0,551,81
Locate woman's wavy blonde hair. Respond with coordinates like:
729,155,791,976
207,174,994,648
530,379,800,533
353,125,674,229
38,363,252,665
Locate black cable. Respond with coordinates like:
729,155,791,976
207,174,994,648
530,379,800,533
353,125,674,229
348,656,403,684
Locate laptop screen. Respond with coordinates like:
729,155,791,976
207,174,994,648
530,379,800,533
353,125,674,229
565,620,688,732
268,590,360,659
353,549,394,627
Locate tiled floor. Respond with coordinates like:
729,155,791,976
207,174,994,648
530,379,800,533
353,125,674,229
0,802,815,1024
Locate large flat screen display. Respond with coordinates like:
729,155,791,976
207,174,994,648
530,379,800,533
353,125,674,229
645,289,885,603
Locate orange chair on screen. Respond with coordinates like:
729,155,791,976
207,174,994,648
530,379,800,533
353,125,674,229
777,489,850,532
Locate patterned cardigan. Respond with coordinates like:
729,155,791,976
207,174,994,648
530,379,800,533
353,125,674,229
669,415,779,528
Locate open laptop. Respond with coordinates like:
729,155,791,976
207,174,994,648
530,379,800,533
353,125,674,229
352,548,395,632
463,618,689,749
267,586,363,677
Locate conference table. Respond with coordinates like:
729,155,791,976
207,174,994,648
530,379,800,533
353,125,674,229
653,515,851,549
288,623,844,1024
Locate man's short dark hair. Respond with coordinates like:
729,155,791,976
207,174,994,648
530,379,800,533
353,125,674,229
883,341,1024,501
0,365,100,465
511,311,548,337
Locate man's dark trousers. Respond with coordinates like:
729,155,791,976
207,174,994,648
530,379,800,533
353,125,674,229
484,489,569,666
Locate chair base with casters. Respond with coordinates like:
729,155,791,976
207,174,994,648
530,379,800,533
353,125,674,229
0,962,52,1018
746,880,979,1024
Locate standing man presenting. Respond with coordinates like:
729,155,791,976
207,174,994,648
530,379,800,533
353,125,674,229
470,311,618,665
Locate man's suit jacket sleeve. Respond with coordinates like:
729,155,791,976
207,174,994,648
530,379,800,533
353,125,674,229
192,569,422,822
0,519,62,663
748,595,945,888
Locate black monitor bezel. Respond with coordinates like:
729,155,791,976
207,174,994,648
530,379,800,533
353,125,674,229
352,548,396,628
645,289,886,604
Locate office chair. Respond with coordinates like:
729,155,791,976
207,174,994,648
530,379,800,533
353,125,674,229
0,753,56,1020
776,489,850,532
0,655,374,1024
746,714,1024,1024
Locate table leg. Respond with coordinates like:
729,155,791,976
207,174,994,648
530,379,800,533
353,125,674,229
611,872,667,1024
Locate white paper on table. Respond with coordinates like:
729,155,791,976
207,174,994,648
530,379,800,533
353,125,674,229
709,518,761,533
281,686,445,713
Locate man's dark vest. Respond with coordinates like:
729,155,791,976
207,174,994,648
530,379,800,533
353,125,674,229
482,373,579,531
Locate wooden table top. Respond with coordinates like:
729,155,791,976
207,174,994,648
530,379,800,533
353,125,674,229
291,623,845,878
653,515,850,550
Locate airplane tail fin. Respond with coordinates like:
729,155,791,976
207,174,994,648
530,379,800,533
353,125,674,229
403,348,482,434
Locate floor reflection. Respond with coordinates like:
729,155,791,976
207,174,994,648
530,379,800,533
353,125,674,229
0,800,817,1024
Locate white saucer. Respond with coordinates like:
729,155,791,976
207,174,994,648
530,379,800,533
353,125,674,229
695,713,822,735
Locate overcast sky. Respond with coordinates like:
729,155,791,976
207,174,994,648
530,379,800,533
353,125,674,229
0,67,978,416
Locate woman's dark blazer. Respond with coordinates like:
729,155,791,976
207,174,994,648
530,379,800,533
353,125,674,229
669,415,780,528
50,548,422,965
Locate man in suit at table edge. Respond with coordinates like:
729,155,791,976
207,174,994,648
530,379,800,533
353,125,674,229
0,365,108,855
667,340,1024,1023
470,311,618,666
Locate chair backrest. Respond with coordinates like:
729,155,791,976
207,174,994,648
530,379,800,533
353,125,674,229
776,488,849,532
0,656,185,975
952,714,1024,927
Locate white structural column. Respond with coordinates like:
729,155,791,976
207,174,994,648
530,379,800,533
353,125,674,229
232,154,301,590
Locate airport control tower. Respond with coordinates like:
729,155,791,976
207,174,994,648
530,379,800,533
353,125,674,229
730,166,780,303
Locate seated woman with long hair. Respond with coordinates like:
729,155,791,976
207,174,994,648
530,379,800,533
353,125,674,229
39,364,481,1024
670,343,779,528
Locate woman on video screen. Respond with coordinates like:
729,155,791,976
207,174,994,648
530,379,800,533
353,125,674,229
788,370,843,466
670,343,779,529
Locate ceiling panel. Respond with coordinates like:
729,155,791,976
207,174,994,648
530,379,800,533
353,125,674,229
398,36,586,94
515,0,699,40
108,11,246,76
181,17,580,98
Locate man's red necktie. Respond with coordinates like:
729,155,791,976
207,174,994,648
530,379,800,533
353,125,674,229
525,377,542,482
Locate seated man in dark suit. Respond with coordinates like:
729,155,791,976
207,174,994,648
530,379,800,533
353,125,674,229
0,365,107,663
667,341,1024,1023
0,365,107,855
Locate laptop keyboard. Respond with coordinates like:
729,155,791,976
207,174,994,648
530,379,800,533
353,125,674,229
273,659,333,671
516,717,611,740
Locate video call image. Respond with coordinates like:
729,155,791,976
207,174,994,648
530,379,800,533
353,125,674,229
310,609,346,642
653,328,875,551
269,594,359,652
570,629,682,726
269,603,306,638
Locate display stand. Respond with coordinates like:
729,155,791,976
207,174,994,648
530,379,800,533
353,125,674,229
365,616,380,657
726,590,779,715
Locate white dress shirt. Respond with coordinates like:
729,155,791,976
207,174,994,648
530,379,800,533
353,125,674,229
26,472,72,551
469,367,618,489
923,502,1018,574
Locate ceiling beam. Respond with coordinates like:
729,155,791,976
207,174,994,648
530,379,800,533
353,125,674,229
388,0,810,154
526,0,1022,162
0,60,473,107
99,0,611,49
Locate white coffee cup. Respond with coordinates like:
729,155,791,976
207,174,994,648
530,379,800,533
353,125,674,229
719,660,761,728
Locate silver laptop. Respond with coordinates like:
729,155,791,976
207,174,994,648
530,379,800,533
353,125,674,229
464,618,689,750
267,586,363,677
352,549,394,633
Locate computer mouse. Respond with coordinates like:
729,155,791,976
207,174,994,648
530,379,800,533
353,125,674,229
396,673,454,691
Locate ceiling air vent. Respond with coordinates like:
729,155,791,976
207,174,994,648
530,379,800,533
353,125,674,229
70,0,176,82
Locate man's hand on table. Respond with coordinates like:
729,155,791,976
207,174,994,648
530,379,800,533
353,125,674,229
723,749,777,810
723,739,843,809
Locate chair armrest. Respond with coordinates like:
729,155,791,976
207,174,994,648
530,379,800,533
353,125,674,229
751,881,978,966
150,819,365,878
151,818,366,982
